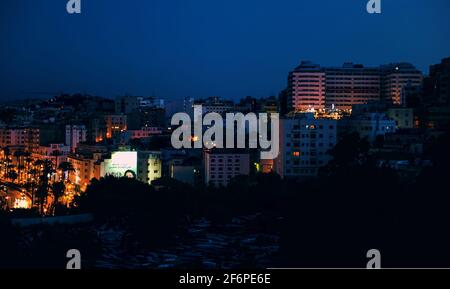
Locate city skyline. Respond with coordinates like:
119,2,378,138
2,0,450,272
1,0,450,101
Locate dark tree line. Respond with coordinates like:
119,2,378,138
2,130,450,268
276,130,450,268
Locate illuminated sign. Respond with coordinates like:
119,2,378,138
105,151,138,178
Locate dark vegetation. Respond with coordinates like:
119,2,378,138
1,130,450,268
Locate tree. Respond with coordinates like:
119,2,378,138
24,151,32,183
58,161,75,181
51,150,62,171
7,170,18,183
3,146,11,177
13,150,25,183
327,132,369,169
36,159,54,215
51,181,66,215
75,176,185,248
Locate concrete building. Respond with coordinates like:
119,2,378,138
104,114,127,139
387,108,414,129
140,97,165,109
286,61,422,112
119,127,162,144
0,127,40,151
194,97,235,115
325,63,381,110
427,57,450,105
33,143,70,171
288,61,326,111
339,112,397,143
183,97,195,118
86,117,107,143
137,151,162,184
169,156,201,186
67,153,103,191
171,165,196,186
204,149,250,187
115,96,165,114
275,113,337,178
115,96,140,114
65,125,87,153
381,63,423,105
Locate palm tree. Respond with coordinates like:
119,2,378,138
51,181,65,215
23,181,36,207
0,146,4,178
51,150,62,171
3,146,11,177
58,161,75,182
36,184,48,215
28,169,39,206
33,159,44,170
23,151,32,183
6,164,15,182
13,150,24,183
7,170,18,183
36,159,54,215
51,150,62,182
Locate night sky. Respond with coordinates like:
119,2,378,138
1,0,449,101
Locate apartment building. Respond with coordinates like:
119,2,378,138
287,61,423,112
0,127,40,151
204,149,250,187
275,113,337,178
288,61,326,111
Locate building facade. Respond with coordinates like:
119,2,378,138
137,151,162,184
65,125,87,153
381,63,423,105
387,108,414,129
287,61,423,112
104,114,127,139
204,149,250,187
428,57,450,105
288,61,326,111
275,113,337,178
325,64,381,110
0,127,40,151
339,112,397,143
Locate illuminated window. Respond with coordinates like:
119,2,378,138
293,151,300,157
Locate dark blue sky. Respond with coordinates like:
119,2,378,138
1,0,449,101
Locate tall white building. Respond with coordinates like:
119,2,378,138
288,61,326,111
65,125,87,153
275,113,337,178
